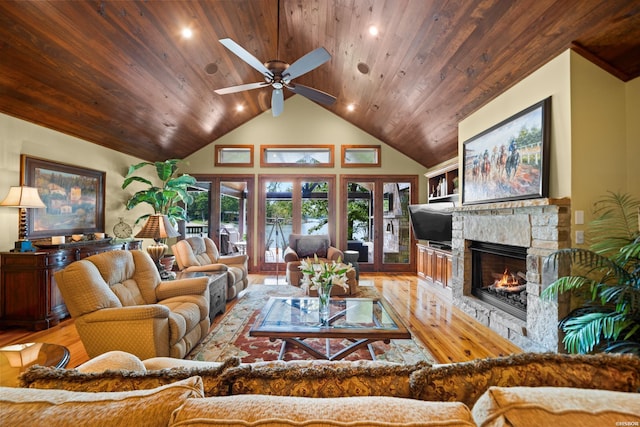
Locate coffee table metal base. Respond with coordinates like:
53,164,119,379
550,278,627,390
275,337,387,361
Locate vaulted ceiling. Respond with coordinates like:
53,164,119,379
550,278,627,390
1,1,639,168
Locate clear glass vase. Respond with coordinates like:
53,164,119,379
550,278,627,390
317,283,332,326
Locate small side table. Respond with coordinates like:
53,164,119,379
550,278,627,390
343,250,360,280
174,271,228,321
0,342,70,387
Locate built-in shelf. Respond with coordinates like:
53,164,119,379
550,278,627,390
425,159,459,203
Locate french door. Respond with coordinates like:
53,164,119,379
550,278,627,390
340,175,417,273
185,174,254,270
258,175,335,272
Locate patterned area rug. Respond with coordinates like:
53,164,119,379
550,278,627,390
186,284,435,364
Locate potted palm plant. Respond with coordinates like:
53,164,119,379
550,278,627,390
122,159,196,227
122,159,196,273
542,192,640,355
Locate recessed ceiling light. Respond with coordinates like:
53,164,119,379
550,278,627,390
368,25,378,36
347,104,356,112
236,105,244,112
181,27,193,39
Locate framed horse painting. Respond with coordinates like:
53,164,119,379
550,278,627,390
462,97,551,205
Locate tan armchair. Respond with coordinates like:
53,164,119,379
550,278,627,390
284,234,357,296
172,236,248,300
54,250,210,360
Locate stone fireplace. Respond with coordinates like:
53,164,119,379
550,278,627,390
470,241,528,321
451,198,572,352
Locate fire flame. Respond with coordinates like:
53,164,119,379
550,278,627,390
495,268,519,288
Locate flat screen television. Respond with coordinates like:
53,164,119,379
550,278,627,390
408,203,454,249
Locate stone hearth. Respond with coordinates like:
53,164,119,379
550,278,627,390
451,198,572,352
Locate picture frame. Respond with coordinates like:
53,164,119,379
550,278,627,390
462,97,551,205
21,155,106,238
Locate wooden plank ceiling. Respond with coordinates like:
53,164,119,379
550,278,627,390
1,0,639,168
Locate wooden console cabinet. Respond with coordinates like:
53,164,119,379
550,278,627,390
0,239,141,331
417,243,452,289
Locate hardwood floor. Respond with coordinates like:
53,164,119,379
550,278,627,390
0,273,522,367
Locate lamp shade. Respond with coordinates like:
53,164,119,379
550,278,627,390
0,186,46,208
134,214,180,240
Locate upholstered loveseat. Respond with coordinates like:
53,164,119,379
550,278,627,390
172,236,249,300
6,351,640,426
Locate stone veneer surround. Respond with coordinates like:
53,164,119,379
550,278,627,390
451,198,572,352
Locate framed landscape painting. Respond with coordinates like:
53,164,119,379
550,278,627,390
22,155,105,238
462,97,551,205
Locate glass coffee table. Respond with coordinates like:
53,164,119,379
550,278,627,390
249,297,410,361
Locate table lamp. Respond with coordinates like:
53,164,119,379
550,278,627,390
135,214,180,279
0,342,43,367
0,185,46,252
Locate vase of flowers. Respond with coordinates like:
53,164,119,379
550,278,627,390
317,282,332,326
299,254,354,326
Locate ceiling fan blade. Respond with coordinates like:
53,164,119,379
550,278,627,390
214,82,269,95
286,83,336,106
283,47,331,82
219,38,273,78
271,89,284,117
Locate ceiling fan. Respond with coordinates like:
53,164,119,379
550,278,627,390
214,38,336,117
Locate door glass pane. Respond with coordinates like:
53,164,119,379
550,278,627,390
301,181,329,235
265,180,292,263
220,181,247,255
346,181,373,264
383,182,411,264
186,182,210,238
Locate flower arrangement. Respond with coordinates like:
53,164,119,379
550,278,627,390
299,255,354,326
298,254,354,293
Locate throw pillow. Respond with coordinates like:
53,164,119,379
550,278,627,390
410,352,640,407
19,357,240,396
296,238,328,258
75,350,147,373
0,376,203,427
228,359,430,398
472,386,640,427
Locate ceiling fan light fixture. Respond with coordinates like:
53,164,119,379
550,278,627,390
214,38,336,116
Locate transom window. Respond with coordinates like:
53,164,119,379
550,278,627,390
261,145,334,167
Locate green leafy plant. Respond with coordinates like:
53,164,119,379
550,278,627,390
542,192,640,355
121,159,196,226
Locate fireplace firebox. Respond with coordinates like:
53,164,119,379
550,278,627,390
470,241,527,321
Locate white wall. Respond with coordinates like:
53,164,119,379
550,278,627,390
459,50,639,247
185,95,427,179
0,113,146,251
458,50,573,199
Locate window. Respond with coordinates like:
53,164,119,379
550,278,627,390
261,145,334,167
215,145,253,167
341,145,381,167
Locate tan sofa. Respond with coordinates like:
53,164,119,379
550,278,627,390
8,352,640,426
